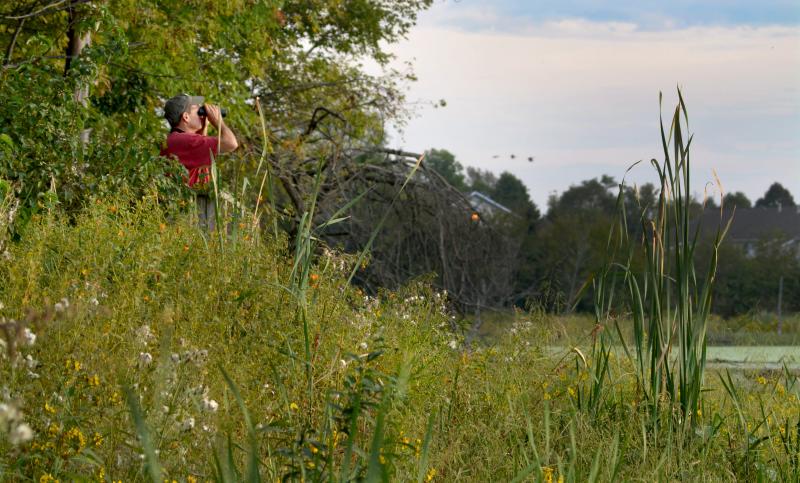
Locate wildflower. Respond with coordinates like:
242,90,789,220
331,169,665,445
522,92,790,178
290,402,299,411
202,398,219,412
25,355,38,370
181,417,195,432
22,327,36,346
96,467,105,481
447,340,458,350
138,352,153,367
567,387,576,398
65,427,86,451
426,468,437,482
93,432,103,447
187,477,198,483
542,467,554,483
65,359,81,372
136,325,155,345
9,423,33,444
44,402,56,414
358,342,368,350
108,391,122,405
39,475,59,483
87,374,100,386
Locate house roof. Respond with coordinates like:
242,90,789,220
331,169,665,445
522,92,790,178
467,191,513,214
694,207,800,241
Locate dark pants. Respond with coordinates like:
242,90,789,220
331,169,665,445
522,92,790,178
196,194,216,231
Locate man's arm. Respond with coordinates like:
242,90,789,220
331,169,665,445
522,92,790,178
204,104,238,153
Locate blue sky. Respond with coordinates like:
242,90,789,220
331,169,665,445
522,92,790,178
441,0,800,29
386,1,800,209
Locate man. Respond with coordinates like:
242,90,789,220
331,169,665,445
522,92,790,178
161,93,238,229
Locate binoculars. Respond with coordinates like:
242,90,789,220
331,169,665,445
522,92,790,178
197,105,227,118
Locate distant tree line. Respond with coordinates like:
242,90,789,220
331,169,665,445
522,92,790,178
416,149,799,317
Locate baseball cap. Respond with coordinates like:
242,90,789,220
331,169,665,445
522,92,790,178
164,93,204,127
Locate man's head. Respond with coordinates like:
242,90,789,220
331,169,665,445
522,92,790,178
164,93,205,132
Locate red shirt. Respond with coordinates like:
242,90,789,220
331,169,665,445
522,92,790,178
160,131,219,187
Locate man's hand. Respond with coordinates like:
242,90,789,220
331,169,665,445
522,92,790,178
202,103,238,153
196,115,208,135
204,104,223,129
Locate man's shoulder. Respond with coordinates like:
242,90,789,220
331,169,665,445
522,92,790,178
166,131,214,148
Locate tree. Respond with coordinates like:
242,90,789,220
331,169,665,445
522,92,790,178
755,182,796,208
1,0,435,225
424,148,466,191
466,167,497,194
722,191,752,209
531,176,619,311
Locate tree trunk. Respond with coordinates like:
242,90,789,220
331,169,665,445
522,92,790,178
65,1,92,143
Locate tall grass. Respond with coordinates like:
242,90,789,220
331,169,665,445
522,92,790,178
603,90,732,428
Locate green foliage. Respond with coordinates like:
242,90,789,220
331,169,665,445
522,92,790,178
756,182,796,208
0,198,799,480
723,191,752,209
424,149,466,191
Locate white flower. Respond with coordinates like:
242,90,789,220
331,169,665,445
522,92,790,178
9,423,33,445
358,342,368,351
136,325,154,345
138,352,153,367
0,301,4,310
171,353,181,363
181,417,195,432
22,328,36,347
447,340,458,350
339,359,348,368
202,398,219,412
89,297,99,306
54,302,65,313
24,355,37,369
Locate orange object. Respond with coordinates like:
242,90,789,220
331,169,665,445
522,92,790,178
471,212,480,222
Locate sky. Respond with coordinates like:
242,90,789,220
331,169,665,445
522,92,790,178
384,0,800,209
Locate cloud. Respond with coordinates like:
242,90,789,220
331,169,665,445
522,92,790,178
386,7,800,208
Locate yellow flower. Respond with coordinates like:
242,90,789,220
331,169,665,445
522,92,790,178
567,387,576,398
187,477,198,483
425,468,437,482
93,432,103,448
65,359,81,372
96,467,105,481
108,391,122,405
757,376,767,385
39,474,59,483
290,402,299,411
65,427,87,452
87,374,100,387
44,402,56,414
542,467,554,483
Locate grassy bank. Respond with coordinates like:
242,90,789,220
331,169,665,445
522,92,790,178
1,199,799,481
